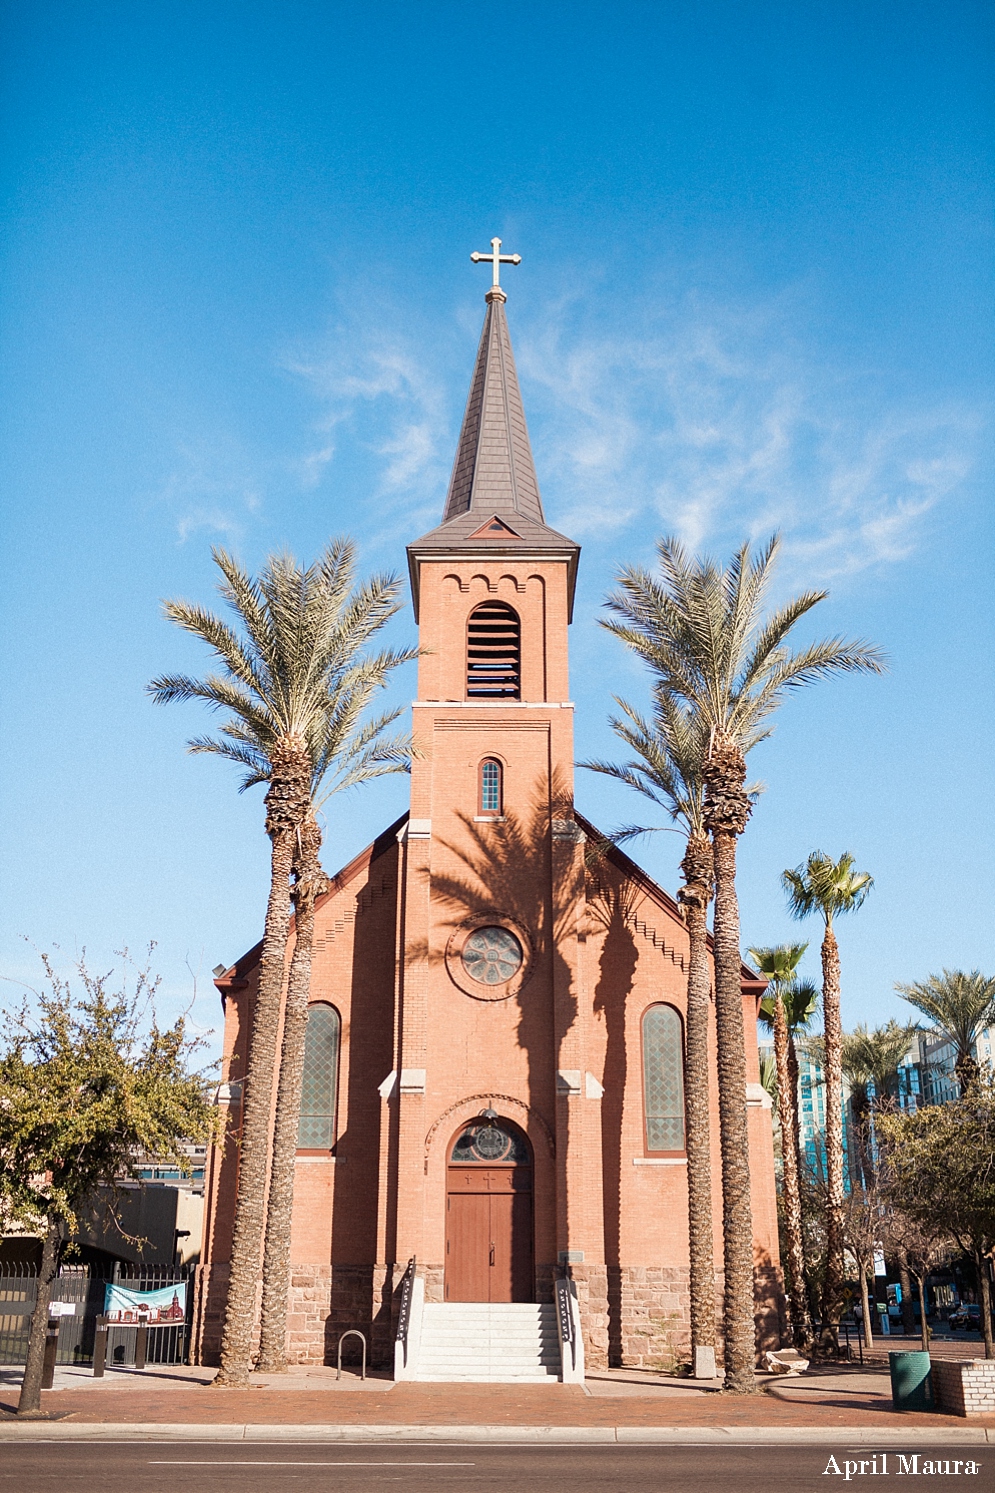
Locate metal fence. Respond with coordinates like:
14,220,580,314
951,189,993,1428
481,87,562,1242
0,1260,192,1367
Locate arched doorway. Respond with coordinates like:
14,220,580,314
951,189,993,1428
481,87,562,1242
445,1115,533,1302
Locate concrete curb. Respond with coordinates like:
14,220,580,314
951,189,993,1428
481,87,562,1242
0,1423,991,1445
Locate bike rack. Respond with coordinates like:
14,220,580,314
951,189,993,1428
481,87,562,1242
336,1329,367,1381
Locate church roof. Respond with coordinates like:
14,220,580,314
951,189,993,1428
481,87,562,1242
407,286,580,621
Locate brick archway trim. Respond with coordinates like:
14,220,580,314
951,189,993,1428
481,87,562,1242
423,1092,555,1172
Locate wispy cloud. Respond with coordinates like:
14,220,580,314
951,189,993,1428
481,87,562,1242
284,320,455,540
153,436,263,543
515,289,983,583
181,278,982,583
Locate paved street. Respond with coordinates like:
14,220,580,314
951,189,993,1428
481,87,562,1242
2,1442,989,1493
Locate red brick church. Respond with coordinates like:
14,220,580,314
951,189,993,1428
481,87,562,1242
195,250,782,1380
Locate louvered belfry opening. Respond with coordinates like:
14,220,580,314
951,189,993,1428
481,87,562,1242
467,601,521,699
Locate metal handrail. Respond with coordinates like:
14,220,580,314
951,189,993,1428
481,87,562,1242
395,1257,416,1367
337,1329,367,1381
555,1276,576,1371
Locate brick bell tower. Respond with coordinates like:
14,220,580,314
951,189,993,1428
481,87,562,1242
391,243,607,1330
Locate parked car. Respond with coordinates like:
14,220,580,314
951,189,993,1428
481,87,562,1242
948,1304,981,1330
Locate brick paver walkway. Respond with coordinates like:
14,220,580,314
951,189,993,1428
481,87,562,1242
2,1359,992,1431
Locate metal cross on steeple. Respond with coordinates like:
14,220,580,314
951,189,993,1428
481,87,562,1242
470,237,521,289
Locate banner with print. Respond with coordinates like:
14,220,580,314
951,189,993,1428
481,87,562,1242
103,1281,186,1324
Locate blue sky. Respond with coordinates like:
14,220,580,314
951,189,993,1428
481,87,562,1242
1,1,992,1057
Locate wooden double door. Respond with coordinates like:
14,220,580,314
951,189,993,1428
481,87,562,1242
445,1164,534,1302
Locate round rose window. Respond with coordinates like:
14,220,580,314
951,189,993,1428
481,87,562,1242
460,926,523,986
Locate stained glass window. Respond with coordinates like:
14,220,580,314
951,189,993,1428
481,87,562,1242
642,1004,685,1152
480,758,502,814
451,1118,530,1163
461,926,523,985
298,1002,340,1149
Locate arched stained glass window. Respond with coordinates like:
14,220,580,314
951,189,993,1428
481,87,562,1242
298,1003,340,1150
642,1004,685,1152
479,758,503,815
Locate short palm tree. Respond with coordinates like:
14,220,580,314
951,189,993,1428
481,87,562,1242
783,851,874,1353
842,1019,918,1183
149,542,414,1385
751,945,816,1349
895,970,995,1095
602,535,884,1391
582,691,717,1375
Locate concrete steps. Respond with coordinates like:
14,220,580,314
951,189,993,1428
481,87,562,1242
414,1302,561,1382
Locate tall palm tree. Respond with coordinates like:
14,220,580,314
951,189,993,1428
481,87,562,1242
149,542,414,1386
783,851,874,1353
582,692,718,1375
895,970,995,1095
750,945,816,1349
602,535,884,1392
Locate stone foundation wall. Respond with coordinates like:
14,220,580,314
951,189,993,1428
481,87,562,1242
596,1265,783,1372
567,1264,610,1370
192,1258,783,1374
192,1261,401,1368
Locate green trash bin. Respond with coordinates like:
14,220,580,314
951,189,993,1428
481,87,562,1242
889,1350,934,1412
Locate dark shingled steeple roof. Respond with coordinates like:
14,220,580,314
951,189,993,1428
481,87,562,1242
407,286,580,621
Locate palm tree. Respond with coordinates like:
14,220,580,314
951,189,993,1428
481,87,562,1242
149,542,414,1385
581,692,718,1375
750,945,816,1349
783,851,874,1353
895,970,995,1095
602,535,884,1391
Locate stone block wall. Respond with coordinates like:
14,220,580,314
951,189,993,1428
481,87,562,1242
568,1263,609,1370
598,1265,782,1373
931,1358,995,1417
193,1260,400,1368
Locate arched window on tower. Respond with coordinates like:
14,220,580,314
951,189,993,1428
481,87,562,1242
641,1004,685,1153
298,1002,341,1150
478,758,504,817
466,601,521,699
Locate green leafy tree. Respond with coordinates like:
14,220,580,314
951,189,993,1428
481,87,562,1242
895,970,995,1096
751,944,816,1349
879,1080,995,1359
582,693,718,1373
602,534,884,1391
150,542,415,1383
0,951,217,1416
782,852,874,1353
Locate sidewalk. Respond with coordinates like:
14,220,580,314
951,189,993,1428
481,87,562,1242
1,1358,993,1440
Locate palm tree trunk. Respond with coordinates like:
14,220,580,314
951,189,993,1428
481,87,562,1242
214,740,311,1388
704,736,757,1394
709,832,757,1392
256,817,325,1372
819,920,845,1354
679,831,715,1372
786,1034,805,1207
17,1216,61,1415
773,996,810,1350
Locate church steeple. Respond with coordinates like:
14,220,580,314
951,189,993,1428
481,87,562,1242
407,244,579,621
442,287,545,527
